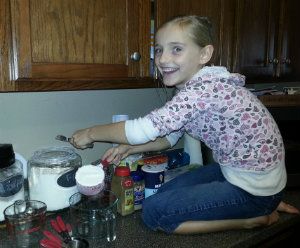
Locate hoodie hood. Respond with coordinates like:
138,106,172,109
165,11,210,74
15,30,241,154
190,66,245,87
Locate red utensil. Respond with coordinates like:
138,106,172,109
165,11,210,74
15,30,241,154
91,158,109,167
43,230,62,246
56,216,72,242
50,219,61,234
56,216,67,232
39,238,62,248
66,223,72,236
101,159,110,167
50,218,71,243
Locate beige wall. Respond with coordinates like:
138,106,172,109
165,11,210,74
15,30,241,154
0,88,179,164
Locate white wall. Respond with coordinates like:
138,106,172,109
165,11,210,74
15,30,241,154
0,88,176,164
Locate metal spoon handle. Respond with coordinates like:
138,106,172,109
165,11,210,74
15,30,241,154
55,135,94,148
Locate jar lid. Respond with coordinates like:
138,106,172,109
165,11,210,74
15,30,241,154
0,144,15,168
143,154,168,165
28,146,82,168
141,164,166,173
130,170,144,181
114,166,130,177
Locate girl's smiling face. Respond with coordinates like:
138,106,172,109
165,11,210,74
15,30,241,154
155,24,212,89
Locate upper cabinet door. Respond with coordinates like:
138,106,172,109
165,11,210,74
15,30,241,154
232,0,279,79
7,0,151,91
276,0,300,80
155,0,236,70
232,0,300,82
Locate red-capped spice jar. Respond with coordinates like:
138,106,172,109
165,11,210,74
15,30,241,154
111,166,134,216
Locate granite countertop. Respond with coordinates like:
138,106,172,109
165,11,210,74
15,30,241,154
1,189,299,248
95,189,300,248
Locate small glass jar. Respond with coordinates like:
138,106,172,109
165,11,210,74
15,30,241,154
111,166,134,216
28,146,82,211
0,144,24,222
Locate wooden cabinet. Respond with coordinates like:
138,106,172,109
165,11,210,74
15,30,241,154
232,0,300,82
0,0,152,91
2,0,236,92
155,0,300,83
1,0,299,92
278,0,300,80
155,0,236,69
259,95,300,107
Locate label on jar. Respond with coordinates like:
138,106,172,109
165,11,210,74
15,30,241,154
57,169,77,187
133,182,145,208
0,174,23,197
124,188,134,211
121,178,133,188
142,165,165,198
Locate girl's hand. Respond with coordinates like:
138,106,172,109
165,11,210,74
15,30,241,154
70,128,94,149
102,144,132,165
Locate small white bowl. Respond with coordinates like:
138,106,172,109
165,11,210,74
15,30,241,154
75,165,105,196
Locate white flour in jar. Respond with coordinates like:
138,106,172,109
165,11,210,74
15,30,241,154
29,166,78,211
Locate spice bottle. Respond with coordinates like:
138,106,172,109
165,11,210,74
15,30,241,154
130,170,145,210
111,166,134,216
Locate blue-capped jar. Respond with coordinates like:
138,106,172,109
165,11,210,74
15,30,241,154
130,170,145,210
0,144,25,222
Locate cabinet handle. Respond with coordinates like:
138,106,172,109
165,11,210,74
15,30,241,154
130,52,141,61
281,58,291,64
269,58,279,64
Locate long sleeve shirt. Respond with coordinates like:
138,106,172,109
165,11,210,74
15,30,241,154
125,66,286,196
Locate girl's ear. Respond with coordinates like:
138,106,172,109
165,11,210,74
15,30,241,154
199,45,214,64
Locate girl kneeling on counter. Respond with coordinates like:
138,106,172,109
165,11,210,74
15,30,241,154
70,15,299,234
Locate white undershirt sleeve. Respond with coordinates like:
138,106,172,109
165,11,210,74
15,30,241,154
125,117,159,145
165,130,183,147
125,117,183,146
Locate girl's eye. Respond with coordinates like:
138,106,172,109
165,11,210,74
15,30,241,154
173,46,183,54
155,47,162,54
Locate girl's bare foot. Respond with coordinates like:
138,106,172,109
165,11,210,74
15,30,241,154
277,201,300,214
244,211,279,228
266,210,279,225
245,201,299,228
262,201,300,227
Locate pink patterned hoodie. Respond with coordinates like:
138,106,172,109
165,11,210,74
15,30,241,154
147,66,285,172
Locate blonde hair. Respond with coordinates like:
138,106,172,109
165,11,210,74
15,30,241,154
159,15,213,48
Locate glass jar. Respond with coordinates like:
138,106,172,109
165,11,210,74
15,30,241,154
69,190,118,241
0,144,24,222
28,146,82,211
111,166,134,216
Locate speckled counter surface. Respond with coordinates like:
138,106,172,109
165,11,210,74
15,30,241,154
1,189,300,248
92,189,300,248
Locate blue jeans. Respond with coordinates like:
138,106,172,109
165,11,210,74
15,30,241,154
141,163,283,233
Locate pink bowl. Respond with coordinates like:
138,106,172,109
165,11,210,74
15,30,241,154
76,181,105,196
75,165,105,196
